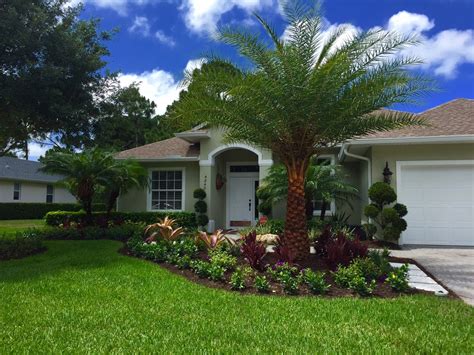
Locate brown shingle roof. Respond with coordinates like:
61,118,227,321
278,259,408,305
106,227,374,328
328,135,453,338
361,98,474,139
116,137,200,160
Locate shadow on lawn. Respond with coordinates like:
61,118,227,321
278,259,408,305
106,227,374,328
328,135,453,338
0,240,127,283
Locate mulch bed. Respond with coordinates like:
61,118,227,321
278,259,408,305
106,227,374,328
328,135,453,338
362,240,401,250
120,246,438,299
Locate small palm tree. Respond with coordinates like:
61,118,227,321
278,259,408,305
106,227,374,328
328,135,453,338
258,160,358,220
104,160,148,218
172,0,431,258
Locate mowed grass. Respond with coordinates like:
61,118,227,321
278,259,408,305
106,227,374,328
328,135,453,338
0,219,44,238
0,240,473,353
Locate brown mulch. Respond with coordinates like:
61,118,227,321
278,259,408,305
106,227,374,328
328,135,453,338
120,246,438,299
362,240,401,250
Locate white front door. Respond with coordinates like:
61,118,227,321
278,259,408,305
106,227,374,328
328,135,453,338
227,175,258,228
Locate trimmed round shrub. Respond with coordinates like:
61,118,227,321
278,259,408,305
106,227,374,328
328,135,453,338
368,182,397,206
393,203,408,217
381,208,399,224
392,218,408,232
383,226,401,241
257,200,272,216
364,204,380,218
194,200,208,214
256,187,271,200
196,214,209,227
193,188,207,200
363,223,377,238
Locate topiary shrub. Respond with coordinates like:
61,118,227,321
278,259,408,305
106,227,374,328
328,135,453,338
193,188,208,229
363,182,408,241
256,187,272,217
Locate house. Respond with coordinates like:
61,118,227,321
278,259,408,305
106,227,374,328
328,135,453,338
0,157,76,204
116,98,474,246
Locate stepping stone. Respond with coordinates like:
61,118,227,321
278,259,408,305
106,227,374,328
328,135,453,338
390,262,448,297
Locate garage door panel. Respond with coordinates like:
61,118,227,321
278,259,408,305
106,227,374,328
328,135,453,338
398,162,474,246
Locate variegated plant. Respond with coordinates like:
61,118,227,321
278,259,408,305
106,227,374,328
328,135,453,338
144,216,184,242
197,230,234,250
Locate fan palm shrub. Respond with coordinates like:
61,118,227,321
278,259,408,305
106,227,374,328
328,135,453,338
172,0,431,258
258,159,358,220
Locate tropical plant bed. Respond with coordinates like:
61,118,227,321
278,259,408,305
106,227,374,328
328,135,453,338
123,246,432,299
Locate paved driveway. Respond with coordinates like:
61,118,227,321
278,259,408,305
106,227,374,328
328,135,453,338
391,247,474,306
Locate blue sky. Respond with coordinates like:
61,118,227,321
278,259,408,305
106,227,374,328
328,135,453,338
27,0,474,158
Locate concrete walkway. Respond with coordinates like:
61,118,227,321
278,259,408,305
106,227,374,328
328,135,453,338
391,247,474,306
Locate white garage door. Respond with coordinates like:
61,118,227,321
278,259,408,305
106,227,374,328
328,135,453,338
397,161,474,246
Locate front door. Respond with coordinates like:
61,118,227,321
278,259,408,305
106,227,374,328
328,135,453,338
227,169,259,228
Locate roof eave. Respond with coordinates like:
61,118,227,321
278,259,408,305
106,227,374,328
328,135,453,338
349,134,474,146
174,131,210,143
115,156,199,162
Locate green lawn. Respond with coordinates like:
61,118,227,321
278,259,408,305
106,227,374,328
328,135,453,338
0,219,44,238
0,240,472,353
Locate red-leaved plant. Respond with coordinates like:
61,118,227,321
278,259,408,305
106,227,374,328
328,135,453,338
240,231,266,270
273,236,295,265
325,230,368,269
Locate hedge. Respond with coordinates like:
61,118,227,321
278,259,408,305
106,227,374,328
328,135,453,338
0,203,106,220
44,211,197,230
0,235,46,261
23,224,142,242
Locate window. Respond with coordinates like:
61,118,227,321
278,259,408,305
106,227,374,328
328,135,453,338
312,155,336,216
229,165,259,173
150,170,184,210
46,184,54,203
13,182,21,201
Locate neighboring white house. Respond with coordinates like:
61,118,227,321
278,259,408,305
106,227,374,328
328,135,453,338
0,157,76,204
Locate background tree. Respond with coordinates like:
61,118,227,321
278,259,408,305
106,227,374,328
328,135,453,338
91,84,160,151
171,0,431,258
0,0,113,157
258,160,358,220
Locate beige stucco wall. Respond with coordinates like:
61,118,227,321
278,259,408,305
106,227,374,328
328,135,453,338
370,143,474,190
0,179,76,203
118,161,200,212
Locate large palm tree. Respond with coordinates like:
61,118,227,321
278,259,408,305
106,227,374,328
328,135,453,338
172,1,430,258
258,160,359,220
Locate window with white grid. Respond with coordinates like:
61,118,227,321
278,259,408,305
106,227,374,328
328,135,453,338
150,170,183,211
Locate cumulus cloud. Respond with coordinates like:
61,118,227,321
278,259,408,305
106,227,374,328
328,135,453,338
179,0,274,36
67,0,160,16
155,30,176,47
129,16,151,36
118,58,206,114
280,10,474,79
387,11,474,78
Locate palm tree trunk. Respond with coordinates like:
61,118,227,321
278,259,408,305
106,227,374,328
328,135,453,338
320,200,328,221
284,159,310,260
106,189,119,220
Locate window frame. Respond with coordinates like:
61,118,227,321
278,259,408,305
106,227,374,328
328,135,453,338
46,184,54,203
147,167,186,212
312,154,336,217
13,182,21,201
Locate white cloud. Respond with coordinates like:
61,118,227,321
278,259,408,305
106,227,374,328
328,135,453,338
179,0,274,36
155,30,176,47
387,11,434,35
129,16,151,36
67,0,159,16
118,58,206,114
280,11,474,79
184,58,207,73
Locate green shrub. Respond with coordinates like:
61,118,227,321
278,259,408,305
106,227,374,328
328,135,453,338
302,269,330,294
194,200,207,214
368,248,392,276
190,260,211,278
386,264,410,292
368,182,397,206
131,240,169,262
392,218,408,232
0,202,106,220
333,264,361,288
208,264,226,281
257,200,272,216
44,211,197,229
393,203,408,217
350,258,381,281
349,275,376,296
254,275,270,293
381,208,399,224
280,272,302,295
363,223,377,239
209,250,237,270
196,214,209,227
0,234,45,260
26,223,142,242
267,262,299,282
363,204,380,218
193,188,206,200
230,266,252,290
